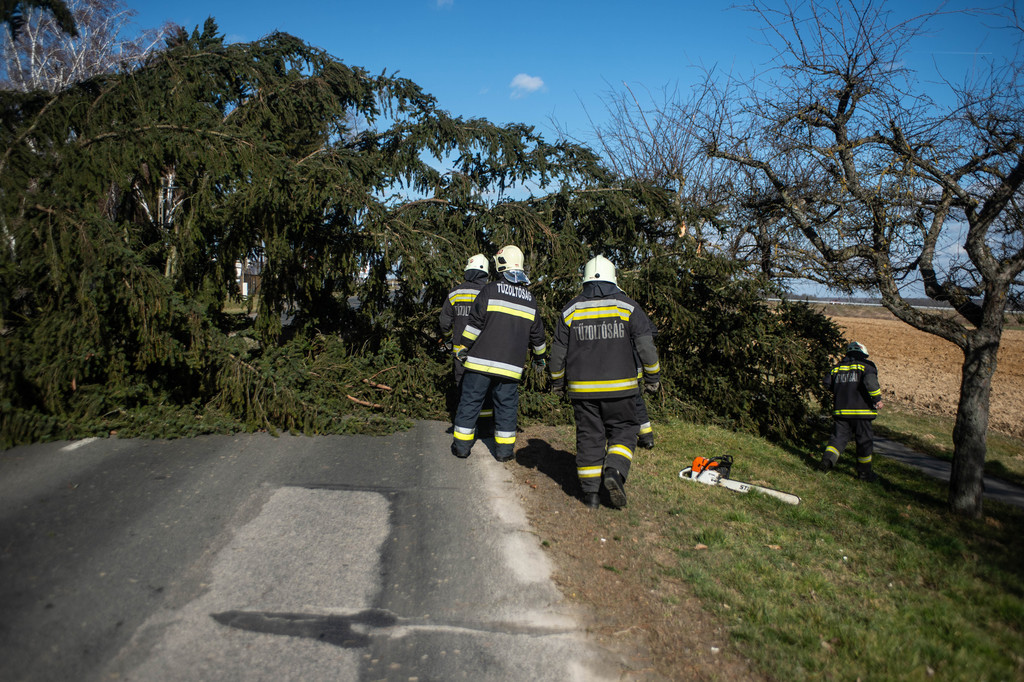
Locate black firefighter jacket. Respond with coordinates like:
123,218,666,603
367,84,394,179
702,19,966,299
439,270,489,344
457,278,546,382
549,281,660,400
824,352,882,419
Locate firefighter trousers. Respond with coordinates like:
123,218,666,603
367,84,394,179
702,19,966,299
825,418,875,473
452,371,519,458
448,358,494,427
635,392,652,440
572,396,638,494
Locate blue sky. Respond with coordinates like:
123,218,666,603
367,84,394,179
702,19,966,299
130,0,1023,146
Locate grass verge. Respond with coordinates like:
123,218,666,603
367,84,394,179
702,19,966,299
875,407,1024,488
639,421,1024,679
516,419,1024,681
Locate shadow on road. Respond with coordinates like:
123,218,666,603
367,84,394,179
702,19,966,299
514,437,582,500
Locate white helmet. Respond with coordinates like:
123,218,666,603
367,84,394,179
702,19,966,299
465,253,489,274
582,255,617,286
846,341,869,357
494,245,524,272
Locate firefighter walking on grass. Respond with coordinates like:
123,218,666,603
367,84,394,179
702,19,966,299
439,254,492,427
450,245,546,462
549,255,660,509
821,341,883,482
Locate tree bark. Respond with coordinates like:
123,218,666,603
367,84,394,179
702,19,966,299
948,327,1001,517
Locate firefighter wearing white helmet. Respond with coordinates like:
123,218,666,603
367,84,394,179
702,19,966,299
549,255,661,509
585,252,658,449
450,245,546,462
439,253,492,423
582,254,617,285
493,245,529,283
820,340,884,482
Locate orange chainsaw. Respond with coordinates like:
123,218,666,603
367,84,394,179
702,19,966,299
679,455,800,505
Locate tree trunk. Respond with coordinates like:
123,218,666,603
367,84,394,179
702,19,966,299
948,329,1001,518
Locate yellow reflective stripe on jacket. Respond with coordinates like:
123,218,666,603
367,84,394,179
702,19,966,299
486,300,537,321
832,363,865,374
464,358,524,380
568,377,639,393
448,289,480,304
562,298,635,327
643,360,660,374
462,324,481,342
551,367,565,380
565,305,630,325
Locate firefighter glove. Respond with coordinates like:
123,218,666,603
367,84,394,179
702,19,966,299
644,381,660,394
454,345,468,363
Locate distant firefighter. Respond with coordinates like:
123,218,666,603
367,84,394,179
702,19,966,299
821,341,883,482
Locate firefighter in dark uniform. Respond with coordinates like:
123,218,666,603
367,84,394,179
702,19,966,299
439,254,492,426
450,245,546,462
549,255,660,509
821,341,883,482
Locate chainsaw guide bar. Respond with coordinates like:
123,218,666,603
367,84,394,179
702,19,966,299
679,466,801,505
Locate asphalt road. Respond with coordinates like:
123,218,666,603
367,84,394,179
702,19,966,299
874,437,1024,508
0,421,620,682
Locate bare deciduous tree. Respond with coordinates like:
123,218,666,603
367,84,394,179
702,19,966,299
587,0,1022,517
560,82,734,248
698,0,1024,517
0,0,172,92
0,0,76,39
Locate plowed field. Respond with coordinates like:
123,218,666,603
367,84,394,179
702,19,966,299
827,308,1024,439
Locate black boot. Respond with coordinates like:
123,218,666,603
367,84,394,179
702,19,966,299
820,450,837,473
582,492,601,509
638,433,654,449
603,468,627,509
451,442,471,459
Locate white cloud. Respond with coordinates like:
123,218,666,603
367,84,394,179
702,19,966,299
436,0,453,7
509,73,544,99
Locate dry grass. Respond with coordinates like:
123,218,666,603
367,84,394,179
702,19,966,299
511,425,764,681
